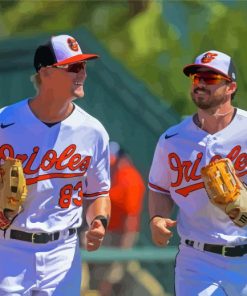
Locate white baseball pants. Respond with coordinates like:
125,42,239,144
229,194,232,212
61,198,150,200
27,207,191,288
0,233,81,296
175,244,247,296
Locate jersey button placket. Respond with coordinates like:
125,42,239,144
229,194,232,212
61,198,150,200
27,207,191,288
205,135,215,161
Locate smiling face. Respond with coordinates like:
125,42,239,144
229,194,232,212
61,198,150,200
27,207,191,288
69,63,87,98
39,62,87,99
190,68,236,110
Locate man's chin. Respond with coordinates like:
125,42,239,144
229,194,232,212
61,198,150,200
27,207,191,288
73,89,84,98
194,102,211,110
192,97,211,110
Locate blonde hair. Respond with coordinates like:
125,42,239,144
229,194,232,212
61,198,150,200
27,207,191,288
30,73,41,93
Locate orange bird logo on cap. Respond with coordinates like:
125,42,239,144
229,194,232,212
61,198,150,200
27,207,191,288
67,38,79,51
201,52,218,63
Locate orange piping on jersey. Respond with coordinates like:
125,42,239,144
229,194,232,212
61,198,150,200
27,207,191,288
26,172,87,185
83,191,109,197
149,182,170,194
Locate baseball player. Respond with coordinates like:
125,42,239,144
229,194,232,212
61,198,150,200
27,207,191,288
0,34,111,296
149,50,247,296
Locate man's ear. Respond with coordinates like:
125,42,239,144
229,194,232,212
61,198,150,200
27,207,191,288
227,82,237,95
39,67,50,78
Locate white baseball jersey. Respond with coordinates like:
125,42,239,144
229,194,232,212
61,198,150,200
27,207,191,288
0,98,110,234
149,108,247,245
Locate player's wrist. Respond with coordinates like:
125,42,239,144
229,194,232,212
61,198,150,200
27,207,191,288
149,215,164,224
91,215,109,230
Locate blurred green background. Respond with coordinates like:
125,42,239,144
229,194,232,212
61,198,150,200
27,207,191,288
1,0,247,115
1,1,247,295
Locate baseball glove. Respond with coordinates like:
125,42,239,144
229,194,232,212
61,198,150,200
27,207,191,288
0,157,27,230
201,158,247,227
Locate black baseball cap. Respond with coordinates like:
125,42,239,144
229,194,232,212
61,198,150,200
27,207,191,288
34,34,99,72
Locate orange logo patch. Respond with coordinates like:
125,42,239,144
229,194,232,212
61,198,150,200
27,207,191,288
201,52,217,63
67,38,79,51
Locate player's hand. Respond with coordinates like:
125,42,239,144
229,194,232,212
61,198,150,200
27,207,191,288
85,219,105,252
150,216,176,247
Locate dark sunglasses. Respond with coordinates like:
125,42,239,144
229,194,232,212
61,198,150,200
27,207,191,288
190,73,231,85
52,61,86,73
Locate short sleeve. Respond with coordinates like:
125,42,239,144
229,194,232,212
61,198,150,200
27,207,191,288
148,136,171,195
83,130,110,200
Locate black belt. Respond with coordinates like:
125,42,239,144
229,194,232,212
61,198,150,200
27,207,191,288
10,228,76,244
185,239,247,257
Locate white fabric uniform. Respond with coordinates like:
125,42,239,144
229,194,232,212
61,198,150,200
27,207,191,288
149,108,247,296
0,99,110,296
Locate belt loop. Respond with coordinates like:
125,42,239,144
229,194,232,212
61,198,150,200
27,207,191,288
184,239,204,250
222,245,227,256
51,232,57,241
192,240,205,251
31,233,35,243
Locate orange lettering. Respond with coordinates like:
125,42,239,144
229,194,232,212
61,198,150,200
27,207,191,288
40,150,57,171
210,155,222,163
59,184,73,208
16,154,28,163
23,146,40,175
169,152,203,188
73,181,83,206
190,152,203,181
68,154,82,170
169,153,183,187
227,145,241,161
0,144,14,160
58,181,84,208
56,145,76,170
168,145,247,197
183,161,192,182
235,153,247,171
78,156,91,173
0,144,91,184
175,182,204,197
